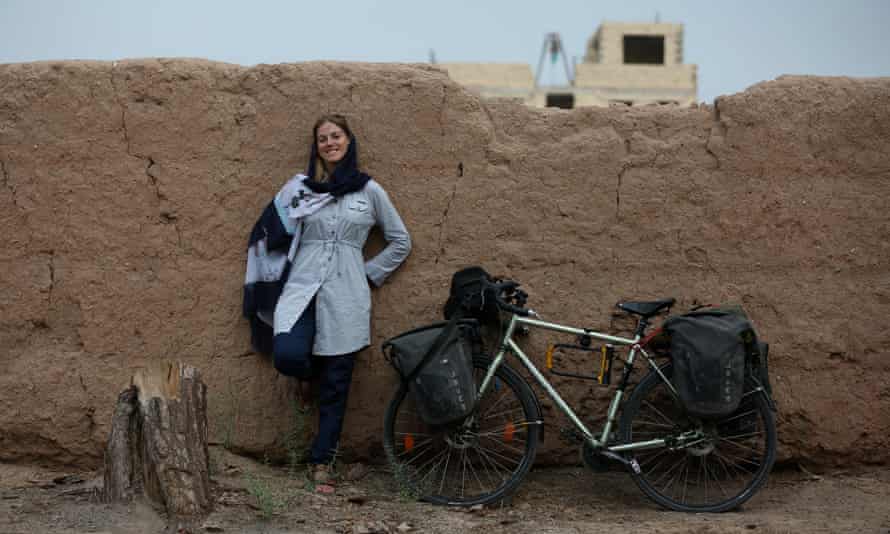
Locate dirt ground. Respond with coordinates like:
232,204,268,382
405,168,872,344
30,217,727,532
2,447,889,534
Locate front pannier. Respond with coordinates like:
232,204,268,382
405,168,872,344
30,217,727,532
383,321,479,426
663,306,754,419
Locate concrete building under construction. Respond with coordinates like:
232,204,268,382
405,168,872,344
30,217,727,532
439,21,698,108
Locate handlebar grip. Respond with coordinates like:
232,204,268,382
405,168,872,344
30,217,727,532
486,278,530,316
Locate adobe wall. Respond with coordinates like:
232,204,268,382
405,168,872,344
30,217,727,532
1,60,888,469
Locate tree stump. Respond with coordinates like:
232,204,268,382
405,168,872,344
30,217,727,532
102,361,212,517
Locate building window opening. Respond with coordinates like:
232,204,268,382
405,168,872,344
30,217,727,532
546,93,574,109
623,35,665,64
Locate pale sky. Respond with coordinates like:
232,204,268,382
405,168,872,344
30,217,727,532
1,0,888,103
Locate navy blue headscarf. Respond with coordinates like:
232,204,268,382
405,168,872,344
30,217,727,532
302,136,371,197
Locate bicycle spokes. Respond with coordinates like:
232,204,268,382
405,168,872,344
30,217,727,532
384,356,541,506
621,364,776,512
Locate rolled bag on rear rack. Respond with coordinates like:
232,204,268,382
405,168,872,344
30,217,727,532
663,305,775,418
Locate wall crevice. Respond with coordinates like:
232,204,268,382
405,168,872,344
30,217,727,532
111,63,158,182
705,129,722,170
434,182,458,264
146,157,163,200
109,64,179,246
109,63,134,157
438,86,448,137
46,249,56,305
706,98,725,169
0,158,19,209
616,165,625,218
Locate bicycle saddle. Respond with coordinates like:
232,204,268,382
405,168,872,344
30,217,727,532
616,298,675,317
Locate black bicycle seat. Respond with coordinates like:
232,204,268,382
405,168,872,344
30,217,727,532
616,298,675,317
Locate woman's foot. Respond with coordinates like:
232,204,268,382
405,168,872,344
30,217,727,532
308,463,336,493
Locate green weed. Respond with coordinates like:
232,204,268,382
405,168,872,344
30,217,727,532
283,397,310,475
389,458,423,501
245,474,282,520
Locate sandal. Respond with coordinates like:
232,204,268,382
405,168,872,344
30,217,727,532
308,463,337,485
308,464,338,494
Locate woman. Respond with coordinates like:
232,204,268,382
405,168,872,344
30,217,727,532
266,114,411,484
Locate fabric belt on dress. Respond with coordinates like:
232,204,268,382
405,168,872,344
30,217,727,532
300,239,362,250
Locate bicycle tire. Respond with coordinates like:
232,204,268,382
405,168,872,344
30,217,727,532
383,354,541,506
619,363,776,513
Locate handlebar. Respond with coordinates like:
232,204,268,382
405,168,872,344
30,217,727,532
486,279,533,317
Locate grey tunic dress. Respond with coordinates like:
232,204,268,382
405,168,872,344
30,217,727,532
273,179,411,355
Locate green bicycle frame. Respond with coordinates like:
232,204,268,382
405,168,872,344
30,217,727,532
477,313,689,454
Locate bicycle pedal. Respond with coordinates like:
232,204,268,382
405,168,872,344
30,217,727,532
558,427,584,445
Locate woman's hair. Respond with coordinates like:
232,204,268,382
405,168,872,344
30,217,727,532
312,114,354,181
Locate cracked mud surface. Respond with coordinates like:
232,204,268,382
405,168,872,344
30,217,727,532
2,447,888,534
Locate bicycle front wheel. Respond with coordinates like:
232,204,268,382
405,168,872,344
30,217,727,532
619,363,776,513
383,355,541,506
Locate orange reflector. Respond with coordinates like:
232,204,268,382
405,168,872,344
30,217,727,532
504,422,516,442
404,434,415,452
545,345,555,370
598,345,608,384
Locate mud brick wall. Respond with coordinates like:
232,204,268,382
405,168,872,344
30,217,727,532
1,60,888,468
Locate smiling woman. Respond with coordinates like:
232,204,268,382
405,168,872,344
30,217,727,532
243,114,412,488
316,120,350,172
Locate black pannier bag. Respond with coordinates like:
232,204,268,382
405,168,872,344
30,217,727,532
663,305,759,419
383,320,480,426
382,267,500,426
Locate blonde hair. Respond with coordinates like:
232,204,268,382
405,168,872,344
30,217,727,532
312,114,353,181
313,158,329,182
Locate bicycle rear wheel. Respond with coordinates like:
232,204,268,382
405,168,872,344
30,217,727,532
383,355,541,506
619,363,776,513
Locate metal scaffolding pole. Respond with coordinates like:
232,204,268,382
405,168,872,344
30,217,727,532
534,32,574,88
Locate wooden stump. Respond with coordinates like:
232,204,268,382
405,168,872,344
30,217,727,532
102,361,212,517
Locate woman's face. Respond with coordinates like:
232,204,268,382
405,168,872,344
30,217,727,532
316,121,349,170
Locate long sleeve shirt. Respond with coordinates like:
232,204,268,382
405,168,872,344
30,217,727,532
273,179,411,355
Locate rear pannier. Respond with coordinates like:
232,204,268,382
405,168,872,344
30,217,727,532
663,306,763,419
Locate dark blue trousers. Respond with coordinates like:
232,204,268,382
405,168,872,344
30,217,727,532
273,298,356,464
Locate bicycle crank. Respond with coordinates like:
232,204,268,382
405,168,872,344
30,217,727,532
580,441,610,472
579,442,641,474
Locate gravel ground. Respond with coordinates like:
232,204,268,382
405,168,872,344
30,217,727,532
2,447,889,534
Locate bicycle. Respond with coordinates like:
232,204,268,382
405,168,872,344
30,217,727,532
382,278,777,513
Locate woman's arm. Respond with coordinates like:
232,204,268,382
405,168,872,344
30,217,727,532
365,181,412,287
